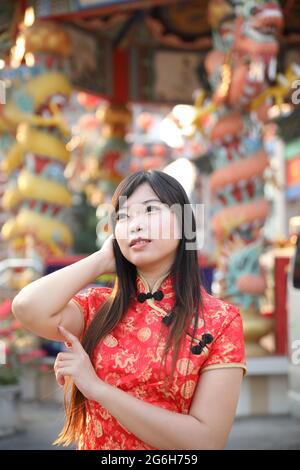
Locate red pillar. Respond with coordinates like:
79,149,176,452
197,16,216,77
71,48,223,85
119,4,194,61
112,48,129,105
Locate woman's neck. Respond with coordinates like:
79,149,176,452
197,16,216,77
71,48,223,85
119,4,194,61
137,263,172,291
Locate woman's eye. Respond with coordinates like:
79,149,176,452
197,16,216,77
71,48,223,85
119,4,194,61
116,213,128,221
146,205,159,213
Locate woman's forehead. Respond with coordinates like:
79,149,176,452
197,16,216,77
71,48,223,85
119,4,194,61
120,183,160,209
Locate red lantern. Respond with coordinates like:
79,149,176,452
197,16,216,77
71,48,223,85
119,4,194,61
77,92,102,109
132,145,147,158
152,144,167,157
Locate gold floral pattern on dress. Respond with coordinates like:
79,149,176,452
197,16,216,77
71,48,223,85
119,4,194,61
119,316,135,333
93,420,103,438
137,327,151,342
181,380,196,399
104,372,122,387
94,352,103,370
176,357,195,375
112,349,139,373
103,334,118,348
145,312,158,325
138,364,154,383
98,406,111,421
72,273,246,450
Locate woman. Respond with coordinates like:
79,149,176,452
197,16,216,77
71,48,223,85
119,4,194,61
12,170,246,450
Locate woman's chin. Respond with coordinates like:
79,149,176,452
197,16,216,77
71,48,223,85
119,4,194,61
129,253,154,264
128,251,160,268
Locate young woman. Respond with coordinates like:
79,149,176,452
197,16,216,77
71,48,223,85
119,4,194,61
12,170,246,450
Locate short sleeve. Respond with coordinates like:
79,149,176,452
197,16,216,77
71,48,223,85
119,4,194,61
200,308,247,376
71,286,112,335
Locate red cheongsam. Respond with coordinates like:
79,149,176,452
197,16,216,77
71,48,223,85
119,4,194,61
71,271,247,450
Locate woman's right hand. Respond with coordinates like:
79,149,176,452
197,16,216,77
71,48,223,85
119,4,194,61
99,234,116,274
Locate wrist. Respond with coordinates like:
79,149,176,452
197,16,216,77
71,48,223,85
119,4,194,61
89,250,109,278
91,376,109,403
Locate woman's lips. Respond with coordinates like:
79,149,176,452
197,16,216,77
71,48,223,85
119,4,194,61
129,238,152,249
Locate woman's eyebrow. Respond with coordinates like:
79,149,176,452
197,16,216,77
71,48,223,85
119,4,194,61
141,199,162,205
119,199,162,210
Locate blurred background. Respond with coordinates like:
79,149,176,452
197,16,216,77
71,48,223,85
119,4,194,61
0,0,300,450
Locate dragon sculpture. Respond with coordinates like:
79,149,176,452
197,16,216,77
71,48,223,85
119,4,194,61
0,21,72,288
193,0,293,355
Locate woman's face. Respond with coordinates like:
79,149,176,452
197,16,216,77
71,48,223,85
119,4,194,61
114,183,181,270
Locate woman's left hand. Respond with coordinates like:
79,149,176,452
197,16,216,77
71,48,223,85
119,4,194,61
54,325,102,401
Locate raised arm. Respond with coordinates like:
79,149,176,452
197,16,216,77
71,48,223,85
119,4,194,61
12,236,115,341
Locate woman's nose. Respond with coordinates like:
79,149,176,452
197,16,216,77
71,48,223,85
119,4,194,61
129,214,145,233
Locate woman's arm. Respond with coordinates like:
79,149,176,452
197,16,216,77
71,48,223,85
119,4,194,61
12,236,115,341
93,368,243,450
55,326,244,450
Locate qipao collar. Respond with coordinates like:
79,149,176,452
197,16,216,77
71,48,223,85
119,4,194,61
135,270,175,318
135,271,214,351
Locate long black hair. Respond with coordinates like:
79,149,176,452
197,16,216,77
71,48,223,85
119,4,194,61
55,170,204,446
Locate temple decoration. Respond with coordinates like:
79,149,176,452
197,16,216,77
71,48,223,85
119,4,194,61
0,11,72,289
193,0,287,355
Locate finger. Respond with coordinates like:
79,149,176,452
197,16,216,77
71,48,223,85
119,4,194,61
54,357,75,372
56,372,65,387
58,376,65,387
58,325,82,352
55,366,73,376
56,352,75,361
